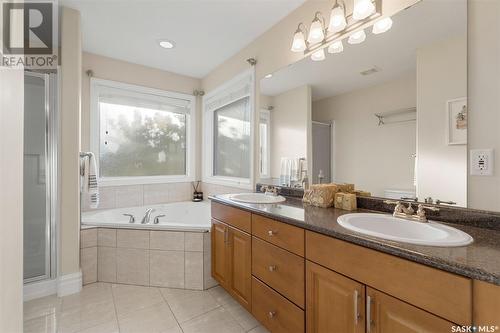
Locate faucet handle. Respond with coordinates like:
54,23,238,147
417,204,440,213
123,214,135,223
153,214,165,224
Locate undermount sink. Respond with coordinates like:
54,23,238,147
337,213,473,247
229,193,286,204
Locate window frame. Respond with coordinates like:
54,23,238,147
90,78,196,186
202,69,255,189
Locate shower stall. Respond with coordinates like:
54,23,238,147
23,71,58,284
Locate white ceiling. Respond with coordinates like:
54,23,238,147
61,0,306,78
260,0,467,101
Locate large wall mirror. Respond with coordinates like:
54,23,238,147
259,0,469,207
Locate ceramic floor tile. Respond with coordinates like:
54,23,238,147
61,282,113,312
77,319,120,333
57,299,116,333
209,286,259,331
247,325,270,333
24,294,61,321
180,307,245,333
118,302,179,333
111,284,163,317
160,288,220,323
24,313,57,333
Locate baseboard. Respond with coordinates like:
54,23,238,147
57,271,82,297
24,279,58,301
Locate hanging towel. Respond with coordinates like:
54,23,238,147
280,157,292,187
84,152,100,209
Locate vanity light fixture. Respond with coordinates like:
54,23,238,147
311,49,326,61
372,17,393,34
328,1,347,34
328,40,344,54
307,12,326,44
348,29,366,44
353,0,376,20
291,23,308,52
158,40,175,49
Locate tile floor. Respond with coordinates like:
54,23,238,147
24,283,270,333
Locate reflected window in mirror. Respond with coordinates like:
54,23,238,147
259,110,271,179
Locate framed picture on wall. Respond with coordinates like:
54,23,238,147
446,97,467,145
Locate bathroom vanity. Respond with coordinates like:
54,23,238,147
210,197,500,333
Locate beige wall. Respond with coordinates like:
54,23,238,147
60,7,82,279
270,85,311,178
0,68,24,332
468,0,500,211
416,35,467,206
313,74,416,197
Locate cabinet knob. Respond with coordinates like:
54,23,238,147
268,230,277,236
268,265,277,272
268,311,276,319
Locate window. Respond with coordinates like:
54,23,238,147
203,69,254,188
90,79,195,185
259,109,271,179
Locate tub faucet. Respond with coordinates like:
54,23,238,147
141,208,155,224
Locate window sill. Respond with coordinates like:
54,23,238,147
202,176,254,190
97,175,195,187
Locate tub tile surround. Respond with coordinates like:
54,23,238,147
80,228,216,290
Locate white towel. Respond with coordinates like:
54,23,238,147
280,157,292,187
84,152,100,209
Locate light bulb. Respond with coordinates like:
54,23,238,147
328,4,347,34
348,29,366,44
328,40,344,54
372,17,393,34
353,0,375,20
307,18,325,44
291,30,307,52
311,49,326,61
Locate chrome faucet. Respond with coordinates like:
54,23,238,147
260,185,279,196
384,200,439,223
141,208,155,224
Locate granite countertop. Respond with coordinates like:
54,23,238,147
211,194,500,286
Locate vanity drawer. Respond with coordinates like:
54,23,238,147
252,236,305,308
252,277,305,333
252,214,304,256
211,202,251,233
306,231,472,326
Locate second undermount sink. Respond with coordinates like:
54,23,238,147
229,193,286,204
337,213,473,247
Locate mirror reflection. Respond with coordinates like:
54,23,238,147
259,0,467,206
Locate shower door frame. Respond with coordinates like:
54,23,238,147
24,71,59,284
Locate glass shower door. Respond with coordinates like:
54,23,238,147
24,72,56,282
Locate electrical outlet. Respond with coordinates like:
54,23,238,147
470,149,494,176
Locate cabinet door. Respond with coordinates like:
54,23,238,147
211,219,229,288
306,261,365,333
228,225,252,311
366,287,454,333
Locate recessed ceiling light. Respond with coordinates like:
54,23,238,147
265,74,273,79
158,40,175,49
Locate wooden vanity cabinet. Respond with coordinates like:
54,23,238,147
306,261,365,333
211,218,252,311
366,288,454,333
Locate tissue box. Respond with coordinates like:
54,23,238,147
303,184,340,208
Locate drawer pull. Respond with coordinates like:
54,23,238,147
268,230,277,236
268,311,277,319
268,265,277,272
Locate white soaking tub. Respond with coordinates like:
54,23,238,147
81,201,211,232
79,201,217,290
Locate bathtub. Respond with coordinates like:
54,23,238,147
81,201,211,232
79,200,217,290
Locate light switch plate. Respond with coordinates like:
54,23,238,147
470,149,494,176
